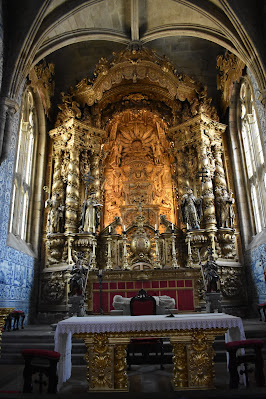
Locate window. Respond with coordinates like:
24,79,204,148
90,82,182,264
9,88,36,242
239,78,266,234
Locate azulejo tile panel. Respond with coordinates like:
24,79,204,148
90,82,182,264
0,93,34,323
250,243,266,304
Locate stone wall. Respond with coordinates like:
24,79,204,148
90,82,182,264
0,3,3,90
0,92,35,323
246,69,266,305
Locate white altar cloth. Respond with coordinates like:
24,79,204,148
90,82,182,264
54,313,245,389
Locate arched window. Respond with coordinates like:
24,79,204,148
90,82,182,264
238,78,266,234
9,88,36,242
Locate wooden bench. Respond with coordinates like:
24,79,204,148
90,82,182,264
225,339,265,388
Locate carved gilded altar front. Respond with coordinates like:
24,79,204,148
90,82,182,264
39,47,244,318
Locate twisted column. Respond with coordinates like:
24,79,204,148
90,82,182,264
52,147,64,198
65,147,80,233
175,149,189,199
213,144,227,191
197,141,216,230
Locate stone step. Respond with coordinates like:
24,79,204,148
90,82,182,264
1,320,265,366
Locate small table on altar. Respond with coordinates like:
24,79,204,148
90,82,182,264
54,313,245,391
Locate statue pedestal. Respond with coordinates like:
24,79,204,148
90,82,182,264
205,292,222,313
68,295,85,317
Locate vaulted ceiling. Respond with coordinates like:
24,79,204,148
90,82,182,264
3,0,266,123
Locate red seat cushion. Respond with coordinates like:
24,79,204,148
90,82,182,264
225,339,264,349
258,303,266,307
21,349,60,359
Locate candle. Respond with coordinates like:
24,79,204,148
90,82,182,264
155,224,157,231
172,223,174,230
123,225,126,231
109,226,111,233
93,226,95,233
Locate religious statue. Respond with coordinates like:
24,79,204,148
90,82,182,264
68,256,87,296
181,188,201,229
83,193,102,232
45,192,64,234
203,256,220,293
203,249,222,313
226,190,235,228
216,187,235,228
112,143,122,166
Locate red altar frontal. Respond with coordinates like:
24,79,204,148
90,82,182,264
86,268,202,314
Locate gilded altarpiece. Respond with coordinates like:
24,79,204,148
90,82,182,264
39,47,244,320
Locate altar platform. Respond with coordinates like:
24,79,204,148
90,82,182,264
0,318,265,398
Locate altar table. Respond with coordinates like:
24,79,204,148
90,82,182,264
54,313,245,391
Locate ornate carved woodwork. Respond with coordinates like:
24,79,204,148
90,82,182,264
29,61,55,119
217,50,245,113
40,46,243,316
75,327,227,391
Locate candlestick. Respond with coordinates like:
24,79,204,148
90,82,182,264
171,230,179,268
106,234,113,270
122,233,129,269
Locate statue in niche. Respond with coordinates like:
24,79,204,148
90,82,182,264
68,255,87,296
83,193,102,232
112,143,122,166
181,188,201,229
226,190,235,228
204,258,220,293
216,188,235,228
46,193,64,234
152,143,162,164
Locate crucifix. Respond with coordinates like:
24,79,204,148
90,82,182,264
196,167,208,197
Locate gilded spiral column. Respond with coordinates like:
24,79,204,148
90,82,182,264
51,146,64,198
65,147,80,233
175,148,189,225
197,138,217,254
213,144,227,191
176,149,189,198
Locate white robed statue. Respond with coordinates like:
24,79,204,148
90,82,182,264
83,193,102,232
181,188,202,229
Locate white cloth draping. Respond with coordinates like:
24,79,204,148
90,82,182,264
112,294,176,315
54,313,245,389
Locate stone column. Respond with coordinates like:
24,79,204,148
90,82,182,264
0,98,19,163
